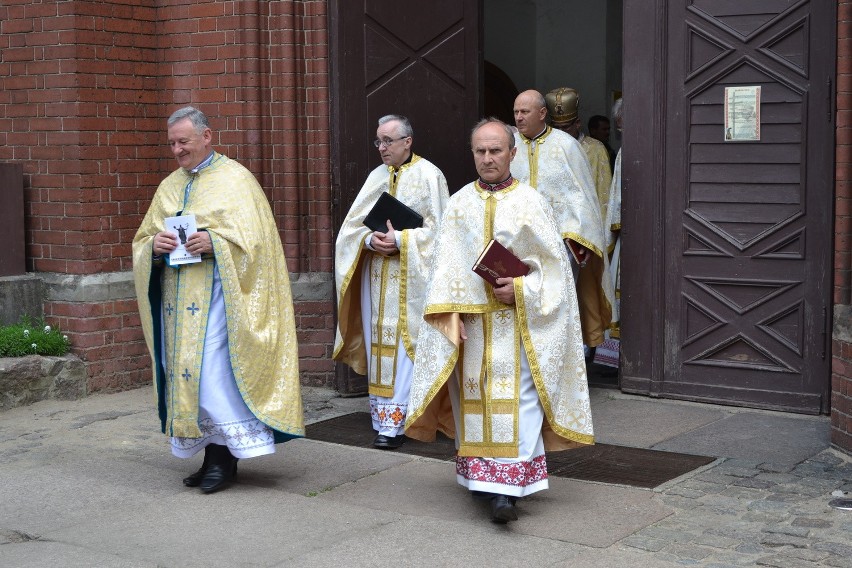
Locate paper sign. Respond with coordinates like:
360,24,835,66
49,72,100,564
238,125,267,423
164,214,202,265
724,86,761,141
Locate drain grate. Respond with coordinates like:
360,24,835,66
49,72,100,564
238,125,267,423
306,412,715,489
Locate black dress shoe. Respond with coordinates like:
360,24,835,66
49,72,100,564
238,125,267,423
183,445,213,487
199,461,238,493
373,434,406,449
491,494,518,523
199,444,238,494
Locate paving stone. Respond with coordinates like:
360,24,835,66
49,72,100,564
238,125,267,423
708,523,764,540
823,556,852,568
664,486,706,499
811,541,852,557
762,525,810,538
680,479,727,494
715,466,761,478
736,542,770,554
791,517,832,528
758,463,795,474
742,511,791,524
749,500,794,513
665,543,713,561
757,473,801,484
694,533,740,549
621,535,668,552
766,489,813,501
638,526,697,544
759,533,810,548
782,548,830,562
697,472,746,486
721,486,769,500
660,495,702,510
733,478,777,490
755,555,820,568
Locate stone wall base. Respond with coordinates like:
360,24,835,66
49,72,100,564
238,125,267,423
0,355,87,410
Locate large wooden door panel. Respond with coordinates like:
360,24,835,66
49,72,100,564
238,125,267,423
657,0,834,412
329,1,482,394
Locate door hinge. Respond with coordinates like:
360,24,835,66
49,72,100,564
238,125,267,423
827,76,833,122
820,306,827,359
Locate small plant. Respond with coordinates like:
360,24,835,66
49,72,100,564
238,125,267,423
0,317,71,357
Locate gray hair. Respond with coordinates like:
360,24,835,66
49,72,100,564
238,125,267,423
470,117,516,150
612,98,623,123
377,114,413,138
168,106,210,132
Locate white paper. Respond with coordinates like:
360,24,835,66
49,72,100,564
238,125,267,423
164,214,202,265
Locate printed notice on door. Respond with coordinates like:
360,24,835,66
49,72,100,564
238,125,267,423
724,86,761,141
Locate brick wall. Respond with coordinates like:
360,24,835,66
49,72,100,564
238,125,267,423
833,1,852,452
0,0,335,391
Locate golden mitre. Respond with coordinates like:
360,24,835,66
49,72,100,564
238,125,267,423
545,87,579,127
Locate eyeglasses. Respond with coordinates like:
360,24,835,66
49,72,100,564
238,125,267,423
373,136,409,148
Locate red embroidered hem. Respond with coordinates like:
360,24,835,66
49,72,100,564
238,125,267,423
456,454,548,488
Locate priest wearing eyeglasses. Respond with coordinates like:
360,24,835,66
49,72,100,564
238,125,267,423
333,114,449,449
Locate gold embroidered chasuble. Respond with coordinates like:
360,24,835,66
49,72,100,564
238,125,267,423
333,155,449,397
132,153,304,440
512,127,615,347
579,134,613,223
405,180,594,458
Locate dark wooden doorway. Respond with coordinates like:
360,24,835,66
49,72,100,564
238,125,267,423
329,0,483,394
622,0,835,413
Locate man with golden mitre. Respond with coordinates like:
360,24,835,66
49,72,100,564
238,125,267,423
133,106,304,494
406,118,593,524
546,87,613,223
511,89,614,350
334,114,449,449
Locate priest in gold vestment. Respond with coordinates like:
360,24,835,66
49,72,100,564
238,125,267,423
406,119,593,524
133,107,304,494
511,89,614,350
334,115,449,449
605,98,625,344
545,87,613,224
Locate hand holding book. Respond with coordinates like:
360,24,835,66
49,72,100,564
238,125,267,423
472,239,529,287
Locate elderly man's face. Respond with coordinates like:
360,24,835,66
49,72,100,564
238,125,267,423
168,118,212,171
375,120,412,168
472,122,516,184
513,93,547,138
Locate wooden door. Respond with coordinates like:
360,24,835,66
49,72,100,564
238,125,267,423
622,0,835,413
329,0,482,393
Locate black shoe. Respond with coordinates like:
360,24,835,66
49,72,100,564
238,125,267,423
490,494,518,523
199,444,238,494
373,434,406,449
183,445,213,487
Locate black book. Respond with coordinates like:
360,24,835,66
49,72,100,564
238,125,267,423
363,192,424,232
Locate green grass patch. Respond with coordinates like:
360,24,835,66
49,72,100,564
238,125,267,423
0,317,71,357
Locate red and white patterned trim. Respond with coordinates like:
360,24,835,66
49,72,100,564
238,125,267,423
456,454,548,487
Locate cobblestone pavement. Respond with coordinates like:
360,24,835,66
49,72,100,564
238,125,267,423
618,451,852,567
1,385,850,567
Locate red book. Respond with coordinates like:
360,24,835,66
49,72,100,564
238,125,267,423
472,239,529,287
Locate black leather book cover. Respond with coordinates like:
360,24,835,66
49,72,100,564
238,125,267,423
363,192,424,232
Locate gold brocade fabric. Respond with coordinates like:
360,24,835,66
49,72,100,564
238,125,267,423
606,150,623,336
580,134,613,223
132,153,304,439
512,127,614,346
333,155,448,396
405,181,594,457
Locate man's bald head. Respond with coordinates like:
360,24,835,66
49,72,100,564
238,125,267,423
513,89,548,138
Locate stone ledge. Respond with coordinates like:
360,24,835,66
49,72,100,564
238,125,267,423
0,354,86,411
